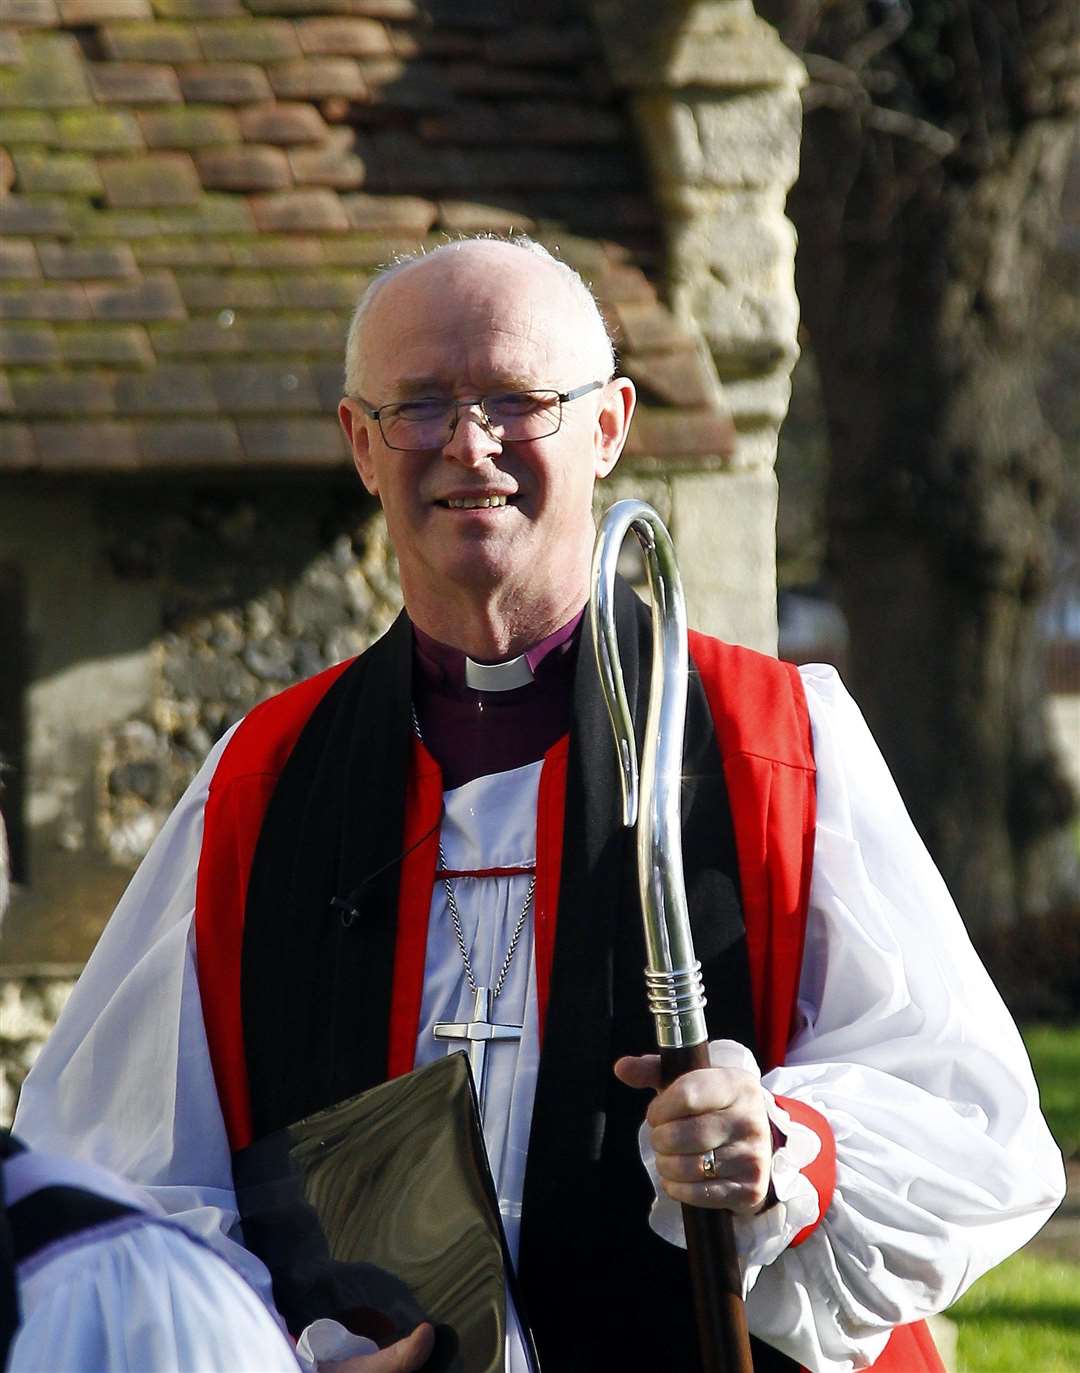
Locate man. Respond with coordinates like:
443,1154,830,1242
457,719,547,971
15,237,1064,1373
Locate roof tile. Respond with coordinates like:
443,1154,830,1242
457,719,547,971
0,195,72,237
176,270,279,308
274,269,364,309
228,235,326,267
0,0,709,475
436,199,533,233
0,324,60,365
244,0,353,14
11,371,117,415
266,57,367,101
66,204,161,238
136,417,241,462
339,192,436,234
355,58,452,109
0,424,37,470
443,61,581,99
483,24,596,67
0,31,27,64
115,364,218,412
0,241,41,280
310,360,343,411
177,63,274,103
236,100,328,145
34,420,140,467
195,19,301,63
231,311,346,353
5,0,60,27
150,317,245,355
294,17,392,56
153,193,255,233
419,101,624,146
288,130,365,189
57,323,155,366
59,0,152,19
0,112,57,144
196,143,293,191
0,34,93,109
347,0,418,16
611,301,691,353
360,131,638,193
88,62,183,104
54,108,145,150
12,149,105,195
629,408,736,461
101,21,203,63
39,241,139,278
249,187,350,232
85,272,186,320
134,237,233,267
0,283,91,320
152,0,245,14
238,416,347,463
100,152,203,206
623,347,719,408
320,231,421,265
139,105,241,147
210,360,320,411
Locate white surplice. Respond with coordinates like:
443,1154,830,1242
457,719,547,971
6,1151,299,1373
13,666,1066,1373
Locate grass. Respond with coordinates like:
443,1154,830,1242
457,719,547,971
1024,1023,1080,1160
946,1024,1080,1371
950,1253,1080,1372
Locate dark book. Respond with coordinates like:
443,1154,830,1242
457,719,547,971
234,1052,540,1373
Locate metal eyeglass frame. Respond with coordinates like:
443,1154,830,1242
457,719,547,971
351,379,606,451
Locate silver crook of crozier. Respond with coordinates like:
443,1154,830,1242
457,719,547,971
588,499,708,1052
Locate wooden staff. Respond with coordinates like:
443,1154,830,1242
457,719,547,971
590,500,755,1373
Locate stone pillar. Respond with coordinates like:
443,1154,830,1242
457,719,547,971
590,0,805,652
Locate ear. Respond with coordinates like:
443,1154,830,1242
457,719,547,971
339,398,379,496
593,377,636,480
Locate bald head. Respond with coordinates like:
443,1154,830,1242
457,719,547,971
343,237,615,399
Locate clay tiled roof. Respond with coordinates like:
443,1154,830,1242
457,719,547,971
0,0,734,472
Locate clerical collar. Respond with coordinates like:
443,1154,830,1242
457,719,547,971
412,611,584,695
411,611,583,789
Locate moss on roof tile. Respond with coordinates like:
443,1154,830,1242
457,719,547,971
1,0,730,471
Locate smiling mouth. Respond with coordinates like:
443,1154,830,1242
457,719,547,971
438,495,513,509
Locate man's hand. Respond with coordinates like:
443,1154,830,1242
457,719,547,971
324,1322,434,1373
614,1055,773,1214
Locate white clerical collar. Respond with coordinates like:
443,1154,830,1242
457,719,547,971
464,653,535,692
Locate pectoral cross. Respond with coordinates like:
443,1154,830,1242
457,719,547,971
433,985,522,1117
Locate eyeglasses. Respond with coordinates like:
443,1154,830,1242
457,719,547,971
352,380,605,452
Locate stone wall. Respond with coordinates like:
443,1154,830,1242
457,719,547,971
592,0,806,650
0,477,399,971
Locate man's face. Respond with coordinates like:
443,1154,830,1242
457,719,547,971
339,246,634,625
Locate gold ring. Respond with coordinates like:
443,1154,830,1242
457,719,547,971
701,1149,717,1180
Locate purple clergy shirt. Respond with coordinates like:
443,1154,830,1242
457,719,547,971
411,611,583,790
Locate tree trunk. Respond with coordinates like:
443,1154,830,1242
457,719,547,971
760,0,1080,930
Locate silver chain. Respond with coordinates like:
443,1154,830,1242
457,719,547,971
413,704,535,1003
439,843,535,1001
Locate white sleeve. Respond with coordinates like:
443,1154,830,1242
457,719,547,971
12,724,277,1305
734,664,1065,1371
9,1220,300,1372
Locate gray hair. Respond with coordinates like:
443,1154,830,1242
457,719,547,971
343,234,616,397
